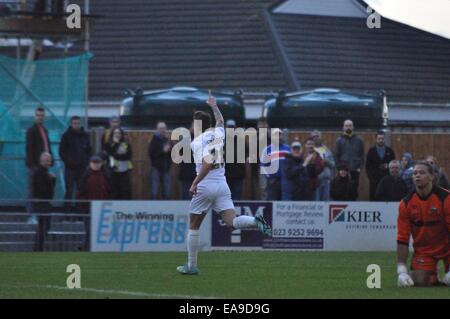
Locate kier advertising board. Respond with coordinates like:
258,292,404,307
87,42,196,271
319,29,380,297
324,201,398,251
211,201,399,251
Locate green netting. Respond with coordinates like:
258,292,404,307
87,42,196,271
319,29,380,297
0,52,92,200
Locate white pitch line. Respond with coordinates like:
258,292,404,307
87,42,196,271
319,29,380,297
38,285,217,299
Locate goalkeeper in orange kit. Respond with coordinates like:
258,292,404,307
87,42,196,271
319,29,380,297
396,161,450,287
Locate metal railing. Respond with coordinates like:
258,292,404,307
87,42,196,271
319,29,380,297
0,198,90,252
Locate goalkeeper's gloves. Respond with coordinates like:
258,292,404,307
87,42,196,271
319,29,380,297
443,271,450,286
397,263,414,287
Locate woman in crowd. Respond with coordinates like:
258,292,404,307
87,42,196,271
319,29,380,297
104,127,133,199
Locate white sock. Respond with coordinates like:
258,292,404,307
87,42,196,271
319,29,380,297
232,215,256,229
187,229,200,268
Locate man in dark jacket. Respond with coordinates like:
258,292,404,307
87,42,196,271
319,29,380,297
375,160,407,201
59,116,91,207
77,155,112,250
26,107,53,168
365,131,396,200
149,121,172,199
176,125,196,200
78,155,112,201
284,141,319,201
251,118,269,200
32,152,56,251
26,107,53,222
335,119,365,200
224,119,246,200
331,165,358,201
178,144,196,200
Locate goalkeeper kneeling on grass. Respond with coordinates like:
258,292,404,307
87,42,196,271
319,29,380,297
396,161,450,287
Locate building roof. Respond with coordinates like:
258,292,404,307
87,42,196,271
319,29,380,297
1,0,449,108
271,11,450,104
86,0,288,101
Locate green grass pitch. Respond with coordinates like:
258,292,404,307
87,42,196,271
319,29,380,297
0,251,448,299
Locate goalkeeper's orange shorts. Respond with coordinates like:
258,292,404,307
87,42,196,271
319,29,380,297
411,254,450,273
411,254,449,285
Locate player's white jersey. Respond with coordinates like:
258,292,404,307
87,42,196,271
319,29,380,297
189,126,233,214
191,126,226,183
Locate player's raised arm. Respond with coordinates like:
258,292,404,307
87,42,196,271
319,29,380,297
207,90,224,128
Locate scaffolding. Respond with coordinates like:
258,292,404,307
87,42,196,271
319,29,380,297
0,0,97,200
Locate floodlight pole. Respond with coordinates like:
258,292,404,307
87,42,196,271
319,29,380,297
63,39,69,118
84,0,90,130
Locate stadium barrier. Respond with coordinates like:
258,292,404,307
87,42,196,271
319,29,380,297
90,200,399,252
0,199,400,252
0,199,90,252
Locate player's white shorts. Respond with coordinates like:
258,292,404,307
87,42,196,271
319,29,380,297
189,181,235,214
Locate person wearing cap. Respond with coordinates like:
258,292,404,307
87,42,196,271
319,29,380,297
284,139,324,201
260,128,290,200
330,164,358,201
77,155,112,251
59,116,91,209
77,155,112,202
224,119,246,200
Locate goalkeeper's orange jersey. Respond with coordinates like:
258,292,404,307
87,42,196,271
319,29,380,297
397,186,450,257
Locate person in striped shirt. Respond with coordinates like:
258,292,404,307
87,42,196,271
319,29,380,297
260,128,291,200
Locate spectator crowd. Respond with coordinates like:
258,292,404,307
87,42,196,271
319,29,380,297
25,107,450,217
21,107,450,251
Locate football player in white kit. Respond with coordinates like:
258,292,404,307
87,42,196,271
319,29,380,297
176,91,272,275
